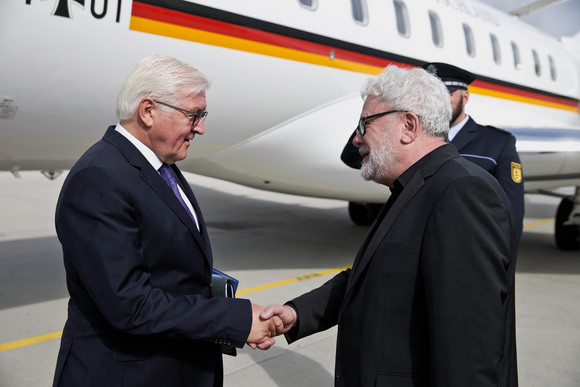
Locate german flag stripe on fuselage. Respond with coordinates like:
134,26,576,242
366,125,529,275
130,0,579,113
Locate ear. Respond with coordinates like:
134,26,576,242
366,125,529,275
463,90,470,106
400,112,420,144
138,98,155,128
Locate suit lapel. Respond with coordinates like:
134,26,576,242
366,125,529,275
172,166,213,257
343,178,422,304
103,127,212,265
341,145,460,309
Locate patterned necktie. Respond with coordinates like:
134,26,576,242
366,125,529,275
158,163,197,226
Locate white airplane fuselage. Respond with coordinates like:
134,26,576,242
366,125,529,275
2,0,580,204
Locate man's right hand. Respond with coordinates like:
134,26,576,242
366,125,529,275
260,304,297,336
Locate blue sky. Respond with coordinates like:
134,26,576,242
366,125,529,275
481,0,580,37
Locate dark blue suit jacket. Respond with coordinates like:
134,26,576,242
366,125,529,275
341,117,524,239
452,117,524,238
53,126,251,387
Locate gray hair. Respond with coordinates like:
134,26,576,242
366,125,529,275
116,55,210,121
361,65,451,138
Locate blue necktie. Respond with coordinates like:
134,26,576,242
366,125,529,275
158,164,197,225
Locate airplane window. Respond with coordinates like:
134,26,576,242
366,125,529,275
463,24,476,57
511,42,521,70
298,0,318,10
549,55,557,81
490,33,501,64
429,11,443,48
532,49,541,76
351,0,369,25
394,0,410,38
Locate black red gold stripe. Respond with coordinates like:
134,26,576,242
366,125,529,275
129,0,579,113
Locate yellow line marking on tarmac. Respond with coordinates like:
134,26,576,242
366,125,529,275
236,265,352,295
523,218,554,228
0,217,554,353
0,265,352,353
0,331,63,352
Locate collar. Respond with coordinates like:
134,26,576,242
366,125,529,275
395,143,452,190
114,123,164,170
448,114,470,141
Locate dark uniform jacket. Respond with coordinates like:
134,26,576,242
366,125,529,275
288,145,519,386
341,117,524,239
53,127,251,387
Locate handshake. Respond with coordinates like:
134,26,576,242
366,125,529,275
246,303,297,350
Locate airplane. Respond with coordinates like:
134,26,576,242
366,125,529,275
1,0,579,249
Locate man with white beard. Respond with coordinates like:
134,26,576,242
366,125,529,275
341,62,524,242
262,65,519,387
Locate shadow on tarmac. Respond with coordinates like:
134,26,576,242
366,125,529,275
245,346,334,386
517,231,580,275
0,236,66,310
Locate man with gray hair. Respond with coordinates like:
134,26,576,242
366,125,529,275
341,62,525,242
262,65,518,386
52,55,279,387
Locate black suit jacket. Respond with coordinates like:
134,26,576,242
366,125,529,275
341,118,525,239
53,126,251,387
288,145,518,386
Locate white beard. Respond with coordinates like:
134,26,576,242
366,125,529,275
360,134,396,183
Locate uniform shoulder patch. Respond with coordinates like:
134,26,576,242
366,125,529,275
511,162,523,183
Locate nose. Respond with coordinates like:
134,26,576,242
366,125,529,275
193,119,205,135
353,130,364,147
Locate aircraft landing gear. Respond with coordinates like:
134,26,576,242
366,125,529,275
348,202,383,226
555,187,580,251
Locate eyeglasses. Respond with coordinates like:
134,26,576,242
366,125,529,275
154,100,208,128
357,110,406,136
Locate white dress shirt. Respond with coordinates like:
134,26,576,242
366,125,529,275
114,123,200,230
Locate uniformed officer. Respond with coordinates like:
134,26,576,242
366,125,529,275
341,62,524,241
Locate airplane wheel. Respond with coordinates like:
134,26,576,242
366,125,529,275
555,198,580,251
348,202,382,226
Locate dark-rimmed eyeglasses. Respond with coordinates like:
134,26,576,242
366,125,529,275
154,100,208,128
357,110,406,136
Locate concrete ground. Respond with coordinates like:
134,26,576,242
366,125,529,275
0,171,578,386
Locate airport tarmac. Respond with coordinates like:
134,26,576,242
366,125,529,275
0,171,579,386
